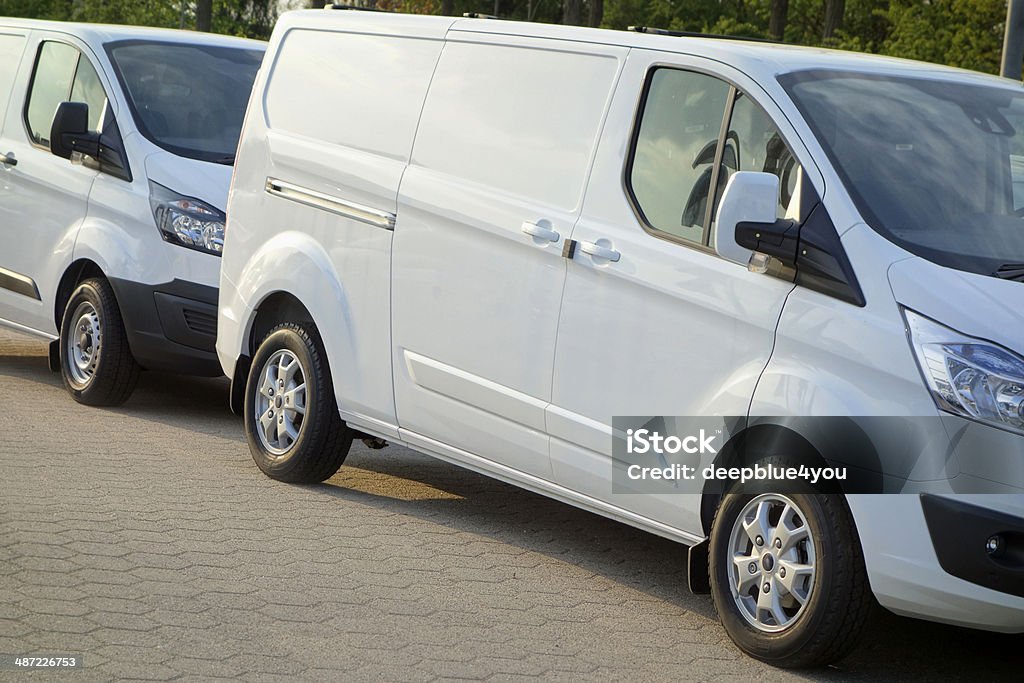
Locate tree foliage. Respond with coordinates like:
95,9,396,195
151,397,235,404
0,0,1014,73
0,0,278,39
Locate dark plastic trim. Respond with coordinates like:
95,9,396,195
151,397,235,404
921,493,1024,599
107,277,222,377
0,266,41,301
793,182,866,307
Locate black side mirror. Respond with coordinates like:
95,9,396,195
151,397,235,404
49,102,100,160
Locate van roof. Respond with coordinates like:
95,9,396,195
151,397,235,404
0,17,265,50
279,8,1015,89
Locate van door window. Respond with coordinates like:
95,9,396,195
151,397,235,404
69,56,108,134
25,41,79,146
628,69,803,248
719,92,801,220
25,41,108,146
627,69,731,245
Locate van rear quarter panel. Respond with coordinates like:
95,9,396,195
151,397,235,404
223,17,452,429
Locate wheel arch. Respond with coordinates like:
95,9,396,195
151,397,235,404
229,291,317,415
225,231,353,415
54,259,107,329
699,420,880,536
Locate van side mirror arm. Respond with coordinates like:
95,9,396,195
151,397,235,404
736,218,799,268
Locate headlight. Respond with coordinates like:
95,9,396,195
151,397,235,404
904,308,1024,434
149,181,225,256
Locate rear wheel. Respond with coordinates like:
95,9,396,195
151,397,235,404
59,277,140,406
709,492,872,668
244,322,351,482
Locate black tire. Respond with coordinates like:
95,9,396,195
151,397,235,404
59,277,140,406
244,321,351,483
708,492,873,668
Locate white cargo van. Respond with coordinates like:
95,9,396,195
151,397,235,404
0,19,263,404
218,9,1024,667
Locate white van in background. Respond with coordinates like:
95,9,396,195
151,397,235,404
0,19,264,405
218,9,1024,667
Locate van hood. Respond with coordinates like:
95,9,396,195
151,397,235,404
888,257,1024,354
144,151,232,213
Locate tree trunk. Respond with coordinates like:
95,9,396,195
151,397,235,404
563,0,582,25
589,0,603,28
441,0,454,15
196,0,212,32
769,0,788,41
823,0,845,39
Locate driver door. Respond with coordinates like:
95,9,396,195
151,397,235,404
547,51,805,535
0,35,106,334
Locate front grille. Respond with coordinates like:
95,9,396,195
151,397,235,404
183,308,217,337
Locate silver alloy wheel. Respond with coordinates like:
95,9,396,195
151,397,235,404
66,301,101,389
254,349,307,456
727,493,817,633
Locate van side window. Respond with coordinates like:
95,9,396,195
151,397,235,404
25,41,108,146
627,69,731,245
717,92,801,221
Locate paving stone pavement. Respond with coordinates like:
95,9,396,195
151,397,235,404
0,327,1020,682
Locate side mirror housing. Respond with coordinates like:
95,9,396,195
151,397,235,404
713,171,798,268
49,102,99,160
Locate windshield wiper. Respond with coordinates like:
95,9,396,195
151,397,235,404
211,155,235,165
995,263,1024,281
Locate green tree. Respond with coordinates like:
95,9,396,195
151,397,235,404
882,0,1005,73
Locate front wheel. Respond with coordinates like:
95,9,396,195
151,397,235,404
59,278,140,406
709,493,873,668
244,322,352,483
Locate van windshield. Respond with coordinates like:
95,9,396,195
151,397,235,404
106,40,264,164
781,70,1024,280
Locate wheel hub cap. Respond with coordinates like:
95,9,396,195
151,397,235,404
66,302,101,389
254,349,307,456
727,493,817,633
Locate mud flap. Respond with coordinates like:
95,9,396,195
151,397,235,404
48,339,60,373
687,538,710,594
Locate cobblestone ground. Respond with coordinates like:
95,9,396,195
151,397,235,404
0,328,1020,681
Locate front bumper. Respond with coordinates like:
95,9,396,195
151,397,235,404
849,494,1024,633
109,277,222,377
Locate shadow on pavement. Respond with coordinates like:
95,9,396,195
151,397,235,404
315,449,1024,680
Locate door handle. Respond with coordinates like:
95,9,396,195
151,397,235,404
521,221,560,242
0,153,16,167
579,240,621,262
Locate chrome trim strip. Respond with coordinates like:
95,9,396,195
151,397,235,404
0,317,57,341
265,178,396,230
0,266,40,301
